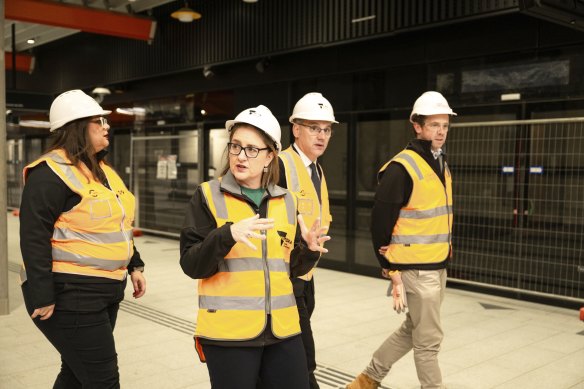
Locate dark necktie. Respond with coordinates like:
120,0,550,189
309,162,321,203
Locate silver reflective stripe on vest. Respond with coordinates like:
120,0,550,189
200,295,266,310
217,257,289,273
396,153,424,180
391,233,450,245
53,228,131,244
218,258,264,272
280,152,300,192
208,179,228,219
282,192,296,226
399,205,452,219
52,248,130,271
46,152,84,191
271,294,296,310
20,265,27,282
199,294,296,310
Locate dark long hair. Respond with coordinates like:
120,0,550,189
46,118,107,183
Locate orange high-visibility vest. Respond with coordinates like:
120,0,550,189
378,150,453,266
279,147,332,280
196,175,300,343
21,149,135,282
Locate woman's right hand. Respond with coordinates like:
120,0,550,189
31,304,55,321
230,214,274,250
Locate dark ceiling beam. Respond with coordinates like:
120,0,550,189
5,0,157,42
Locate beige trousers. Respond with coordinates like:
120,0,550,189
364,269,447,389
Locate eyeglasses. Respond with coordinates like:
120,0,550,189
425,122,449,131
296,122,333,137
227,142,270,158
91,117,108,127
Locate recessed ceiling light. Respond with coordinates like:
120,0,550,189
243,0,258,3
27,38,35,44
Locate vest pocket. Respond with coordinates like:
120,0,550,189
89,199,112,219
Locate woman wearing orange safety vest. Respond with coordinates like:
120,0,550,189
180,105,330,389
19,90,146,388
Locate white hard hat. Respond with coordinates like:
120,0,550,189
225,105,282,153
409,91,457,123
289,92,338,124
49,89,111,132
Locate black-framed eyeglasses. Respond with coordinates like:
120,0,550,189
227,142,270,158
90,117,108,127
296,122,333,137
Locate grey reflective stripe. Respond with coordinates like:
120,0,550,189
46,152,84,191
399,205,452,219
391,234,450,244
267,259,289,272
20,265,27,282
52,248,130,271
271,294,296,310
280,152,300,192
199,293,295,310
207,179,228,219
396,153,424,180
53,228,131,244
200,295,265,310
218,258,264,272
217,258,289,273
282,192,296,226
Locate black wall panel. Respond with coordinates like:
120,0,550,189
12,0,521,94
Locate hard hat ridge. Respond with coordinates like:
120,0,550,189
49,89,111,132
225,105,282,153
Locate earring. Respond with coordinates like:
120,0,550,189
263,166,268,173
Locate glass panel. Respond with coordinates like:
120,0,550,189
132,130,199,233
356,118,410,201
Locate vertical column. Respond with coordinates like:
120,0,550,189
0,1,10,315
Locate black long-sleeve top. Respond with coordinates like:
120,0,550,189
179,175,319,347
371,139,448,270
19,153,144,309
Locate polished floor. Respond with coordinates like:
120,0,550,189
1,213,583,389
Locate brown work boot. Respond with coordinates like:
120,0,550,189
346,373,380,389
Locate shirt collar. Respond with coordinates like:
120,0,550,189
292,143,316,167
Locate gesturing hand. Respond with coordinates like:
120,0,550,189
298,214,331,254
230,214,275,250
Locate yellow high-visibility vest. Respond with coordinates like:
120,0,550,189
196,175,300,342
379,150,453,267
279,147,332,280
21,149,135,282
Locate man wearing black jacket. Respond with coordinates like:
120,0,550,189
347,91,456,389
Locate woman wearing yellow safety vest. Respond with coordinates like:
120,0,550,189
19,89,146,388
180,105,330,389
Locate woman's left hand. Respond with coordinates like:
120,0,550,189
130,271,147,298
298,214,331,254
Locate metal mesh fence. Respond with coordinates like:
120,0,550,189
448,118,584,301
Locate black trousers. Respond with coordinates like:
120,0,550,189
203,335,309,389
292,277,319,389
22,279,126,389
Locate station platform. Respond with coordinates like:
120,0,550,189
1,214,583,389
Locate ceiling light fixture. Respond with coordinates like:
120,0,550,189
203,66,215,79
27,38,36,44
243,0,259,3
171,1,202,23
